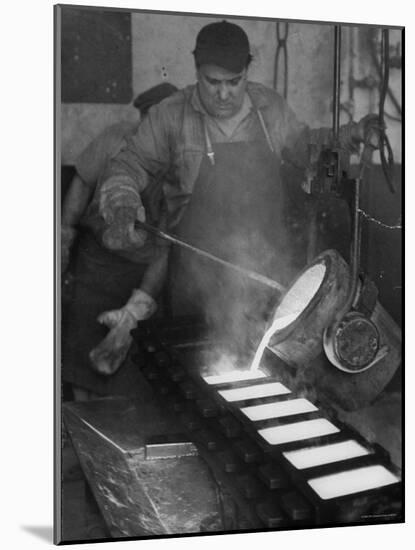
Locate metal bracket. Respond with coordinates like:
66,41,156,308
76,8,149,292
353,274,379,317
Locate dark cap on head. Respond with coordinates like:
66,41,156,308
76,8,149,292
133,82,178,114
193,20,251,73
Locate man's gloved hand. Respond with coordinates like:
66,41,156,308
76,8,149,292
101,205,148,251
99,178,147,251
89,289,157,376
61,225,77,273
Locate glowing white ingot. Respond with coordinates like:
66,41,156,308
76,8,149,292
218,382,290,403
241,398,317,421
283,440,371,470
258,418,339,445
308,465,400,500
203,370,267,385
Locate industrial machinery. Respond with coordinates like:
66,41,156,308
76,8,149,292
129,25,401,531
301,26,399,377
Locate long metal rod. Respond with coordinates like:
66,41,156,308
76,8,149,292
333,25,342,145
347,178,361,313
332,24,361,322
135,220,286,293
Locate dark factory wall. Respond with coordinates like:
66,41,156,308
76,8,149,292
361,164,402,327
61,7,132,103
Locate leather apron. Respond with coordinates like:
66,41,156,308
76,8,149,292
171,110,294,356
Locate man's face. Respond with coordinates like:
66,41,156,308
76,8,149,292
197,64,248,119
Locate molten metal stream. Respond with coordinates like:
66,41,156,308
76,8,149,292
250,313,299,371
250,263,326,371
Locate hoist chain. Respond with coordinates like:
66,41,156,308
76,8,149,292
358,208,402,230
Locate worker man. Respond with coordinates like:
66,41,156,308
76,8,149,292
90,21,383,367
61,83,178,400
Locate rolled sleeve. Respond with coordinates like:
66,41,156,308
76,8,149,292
75,123,133,188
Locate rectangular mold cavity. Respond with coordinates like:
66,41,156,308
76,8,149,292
202,369,268,386
258,418,339,445
307,465,400,500
241,398,317,422
283,440,371,470
145,441,198,460
218,382,290,403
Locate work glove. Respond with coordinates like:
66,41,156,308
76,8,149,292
61,224,77,274
102,205,148,251
89,289,157,376
99,179,147,251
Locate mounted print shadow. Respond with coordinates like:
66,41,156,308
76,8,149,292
55,3,403,545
